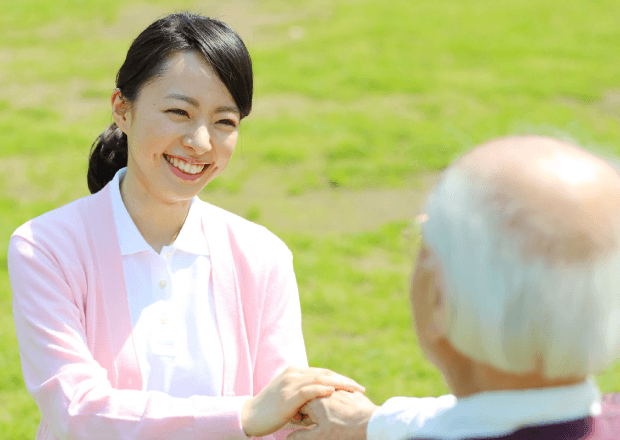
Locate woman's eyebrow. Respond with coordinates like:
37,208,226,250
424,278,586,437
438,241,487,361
164,94,239,114
215,105,240,114
165,93,200,107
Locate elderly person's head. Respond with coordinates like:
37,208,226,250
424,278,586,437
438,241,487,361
413,135,620,396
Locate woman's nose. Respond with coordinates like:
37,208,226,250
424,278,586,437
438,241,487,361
184,125,212,153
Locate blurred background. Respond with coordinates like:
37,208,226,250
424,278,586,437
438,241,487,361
2,0,620,437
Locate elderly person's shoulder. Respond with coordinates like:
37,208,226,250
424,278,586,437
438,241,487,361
392,393,620,440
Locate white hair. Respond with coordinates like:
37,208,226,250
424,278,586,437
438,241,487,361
420,166,620,378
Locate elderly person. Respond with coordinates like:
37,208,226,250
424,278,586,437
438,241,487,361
288,136,620,440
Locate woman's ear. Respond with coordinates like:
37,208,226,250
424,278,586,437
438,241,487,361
111,89,130,134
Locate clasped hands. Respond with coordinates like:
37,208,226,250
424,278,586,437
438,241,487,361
241,366,378,439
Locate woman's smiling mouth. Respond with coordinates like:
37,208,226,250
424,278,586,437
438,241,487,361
164,154,210,181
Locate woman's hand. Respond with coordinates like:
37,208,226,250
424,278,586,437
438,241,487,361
241,366,365,437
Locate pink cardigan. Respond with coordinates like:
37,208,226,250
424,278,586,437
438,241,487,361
8,182,308,440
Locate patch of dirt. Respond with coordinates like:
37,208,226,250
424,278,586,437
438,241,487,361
98,0,330,44
194,0,316,43
0,155,90,205
560,89,620,119
98,3,174,40
0,82,55,109
597,90,620,116
352,249,415,274
64,79,113,123
0,49,14,67
0,157,36,202
201,171,440,233
0,76,112,123
252,93,425,121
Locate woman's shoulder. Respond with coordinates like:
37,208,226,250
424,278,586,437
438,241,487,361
11,191,102,248
195,199,291,257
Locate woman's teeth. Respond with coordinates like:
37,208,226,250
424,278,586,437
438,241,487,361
165,155,206,175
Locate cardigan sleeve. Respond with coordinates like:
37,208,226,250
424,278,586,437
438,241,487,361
251,243,309,440
9,234,252,440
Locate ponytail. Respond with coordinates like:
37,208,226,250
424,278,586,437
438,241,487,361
87,123,128,194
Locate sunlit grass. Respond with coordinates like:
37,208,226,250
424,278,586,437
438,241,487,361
2,0,620,437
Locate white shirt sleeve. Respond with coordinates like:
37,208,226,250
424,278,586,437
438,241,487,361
367,394,457,440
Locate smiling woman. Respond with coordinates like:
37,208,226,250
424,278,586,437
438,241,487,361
7,12,363,440
108,50,244,250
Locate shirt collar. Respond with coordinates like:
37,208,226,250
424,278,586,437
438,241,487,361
110,168,151,256
415,378,601,439
172,197,209,256
109,168,209,257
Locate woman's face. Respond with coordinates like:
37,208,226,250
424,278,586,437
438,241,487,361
113,51,241,204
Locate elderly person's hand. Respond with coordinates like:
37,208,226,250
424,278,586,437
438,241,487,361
241,367,365,437
286,390,378,440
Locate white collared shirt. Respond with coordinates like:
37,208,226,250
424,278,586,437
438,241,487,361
367,378,602,440
110,168,223,397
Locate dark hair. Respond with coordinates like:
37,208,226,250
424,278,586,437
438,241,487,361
87,12,253,194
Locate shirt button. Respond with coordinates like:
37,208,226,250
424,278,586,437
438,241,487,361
159,280,167,289
166,251,173,259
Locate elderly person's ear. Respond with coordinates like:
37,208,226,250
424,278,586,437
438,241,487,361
426,264,449,342
411,245,449,344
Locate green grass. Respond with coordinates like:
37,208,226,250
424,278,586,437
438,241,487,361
2,0,620,437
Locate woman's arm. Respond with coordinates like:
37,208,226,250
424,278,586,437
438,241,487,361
10,233,363,440
9,235,251,440
241,242,366,439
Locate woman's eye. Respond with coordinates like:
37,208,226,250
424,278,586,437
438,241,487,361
167,109,189,117
217,118,238,128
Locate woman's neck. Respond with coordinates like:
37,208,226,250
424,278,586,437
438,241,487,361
120,172,191,254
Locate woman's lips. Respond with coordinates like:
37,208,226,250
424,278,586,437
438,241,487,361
164,155,209,181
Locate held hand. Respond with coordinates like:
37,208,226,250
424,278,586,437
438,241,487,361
241,366,366,438
286,390,379,440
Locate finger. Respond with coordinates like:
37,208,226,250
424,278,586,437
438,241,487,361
331,381,366,393
306,369,366,393
290,368,364,392
299,402,310,415
296,385,335,404
287,426,317,440
310,375,365,394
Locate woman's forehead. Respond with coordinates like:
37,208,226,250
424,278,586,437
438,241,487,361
164,52,216,78
142,52,234,105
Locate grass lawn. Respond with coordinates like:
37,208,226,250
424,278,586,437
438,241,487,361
2,0,620,438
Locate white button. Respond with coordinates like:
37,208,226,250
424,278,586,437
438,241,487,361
159,280,167,289
166,251,173,259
